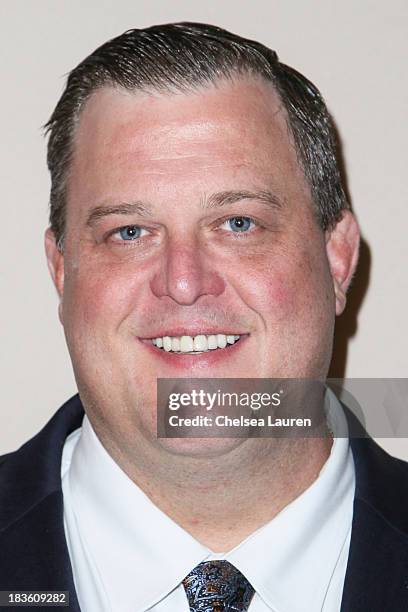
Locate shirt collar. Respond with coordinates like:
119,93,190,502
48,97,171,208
66,390,354,612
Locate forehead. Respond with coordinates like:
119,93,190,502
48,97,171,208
67,77,310,209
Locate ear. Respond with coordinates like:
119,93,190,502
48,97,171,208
44,227,65,324
325,210,360,316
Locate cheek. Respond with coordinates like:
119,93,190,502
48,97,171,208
235,256,309,320
252,275,297,320
234,244,334,327
62,261,142,333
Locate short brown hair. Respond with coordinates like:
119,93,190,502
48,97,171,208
45,22,349,249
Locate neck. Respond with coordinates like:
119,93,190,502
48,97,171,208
96,428,332,552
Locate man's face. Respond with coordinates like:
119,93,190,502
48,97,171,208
46,77,358,446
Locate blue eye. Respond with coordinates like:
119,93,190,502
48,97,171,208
224,217,254,232
118,226,142,240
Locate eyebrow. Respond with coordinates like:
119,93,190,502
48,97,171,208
85,189,285,227
203,189,285,211
86,201,153,227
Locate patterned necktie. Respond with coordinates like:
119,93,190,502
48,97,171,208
182,560,255,612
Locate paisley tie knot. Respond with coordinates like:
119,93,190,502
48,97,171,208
182,560,255,611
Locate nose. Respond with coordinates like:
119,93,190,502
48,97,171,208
150,237,225,305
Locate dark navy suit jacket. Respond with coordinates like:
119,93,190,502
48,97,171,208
1,394,408,610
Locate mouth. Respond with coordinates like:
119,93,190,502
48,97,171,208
150,333,242,354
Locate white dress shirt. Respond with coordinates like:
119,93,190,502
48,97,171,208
61,392,355,612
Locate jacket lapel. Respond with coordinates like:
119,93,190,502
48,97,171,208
0,492,80,611
0,395,84,610
341,434,408,611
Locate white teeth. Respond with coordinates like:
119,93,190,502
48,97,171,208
193,335,208,351
217,334,227,349
171,337,180,352
163,336,172,352
180,335,194,352
151,333,241,353
207,335,217,350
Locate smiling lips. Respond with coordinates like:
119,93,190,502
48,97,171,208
151,333,241,354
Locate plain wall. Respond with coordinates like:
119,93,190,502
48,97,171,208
0,0,407,457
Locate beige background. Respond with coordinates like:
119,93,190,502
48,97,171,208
0,0,406,457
